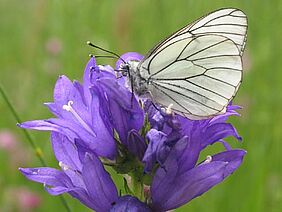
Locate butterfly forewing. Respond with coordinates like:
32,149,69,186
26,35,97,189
140,8,247,66
189,8,247,55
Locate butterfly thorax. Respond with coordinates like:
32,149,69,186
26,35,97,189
121,60,149,96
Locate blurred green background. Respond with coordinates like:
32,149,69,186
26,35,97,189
0,0,281,211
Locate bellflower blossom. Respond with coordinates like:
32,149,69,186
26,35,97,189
20,132,150,212
19,53,246,211
18,57,143,159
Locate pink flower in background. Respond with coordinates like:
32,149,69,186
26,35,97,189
44,37,63,74
0,130,17,151
17,187,42,210
45,37,62,56
3,187,42,211
0,130,30,166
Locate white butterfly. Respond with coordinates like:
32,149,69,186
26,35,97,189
120,8,248,120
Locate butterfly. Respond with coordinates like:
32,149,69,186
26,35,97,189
118,8,247,120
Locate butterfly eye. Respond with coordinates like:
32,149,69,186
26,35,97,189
115,63,129,77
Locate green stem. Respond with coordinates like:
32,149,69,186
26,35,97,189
130,168,144,201
59,195,72,212
0,85,71,212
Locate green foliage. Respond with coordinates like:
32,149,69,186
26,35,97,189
0,0,281,211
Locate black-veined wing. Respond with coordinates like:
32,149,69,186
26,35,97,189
137,8,247,119
140,34,242,120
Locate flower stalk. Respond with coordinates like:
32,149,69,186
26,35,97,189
0,85,46,166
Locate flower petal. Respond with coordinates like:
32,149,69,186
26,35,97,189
143,129,169,172
18,118,91,145
209,104,241,124
89,85,117,159
18,118,116,159
73,80,88,106
150,137,187,193
53,76,90,123
19,167,73,194
83,57,96,106
44,102,61,117
208,149,247,177
127,129,147,161
19,167,97,210
152,161,227,211
51,132,82,171
152,149,246,211
82,153,118,211
96,78,144,144
44,185,75,195
202,123,242,149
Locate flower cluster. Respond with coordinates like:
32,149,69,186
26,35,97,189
19,53,246,211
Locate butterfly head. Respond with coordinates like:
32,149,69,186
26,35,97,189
115,52,144,75
118,60,139,76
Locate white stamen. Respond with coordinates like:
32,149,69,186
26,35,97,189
62,100,73,111
203,155,212,164
166,104,174,115
59,161,70,171
62,101,96,137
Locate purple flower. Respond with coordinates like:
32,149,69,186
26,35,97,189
150,138,246,211
18,57,144,159
20,132,151,212
20,132,118,211
19,53,246,211
140,102,246,210
142,101,242,172
95,76,144,147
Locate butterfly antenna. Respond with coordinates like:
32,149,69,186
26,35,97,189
91,55,118,59
87,41,126,64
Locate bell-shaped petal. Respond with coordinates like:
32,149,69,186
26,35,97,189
95,77,144,145
127,129,147,160
20,139,121,212
143,129,170,172
83,57,96,106
209,104,241,124
18,60,119,160
53,75,91,124
201,123,242,149
19,167,74,194
19,167,97,209
51,132,82,171
82,153,118,212
151,144,246,211
18,118,116,159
